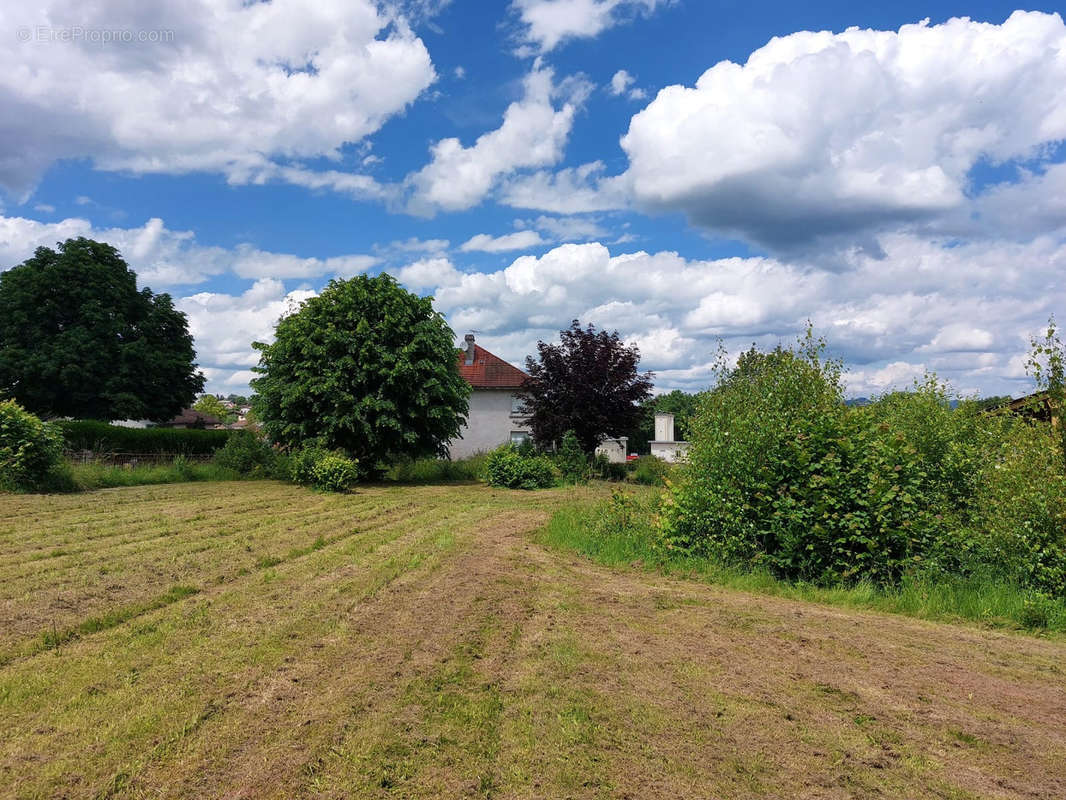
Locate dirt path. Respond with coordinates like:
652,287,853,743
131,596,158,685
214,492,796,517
2,484,1065,799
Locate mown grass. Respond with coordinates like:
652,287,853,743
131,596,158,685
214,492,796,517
3,482,1065,799
539,490,1066,635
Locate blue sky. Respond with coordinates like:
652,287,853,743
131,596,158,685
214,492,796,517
2,0,1065,398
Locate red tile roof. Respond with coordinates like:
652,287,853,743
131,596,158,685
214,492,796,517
458,344,529,389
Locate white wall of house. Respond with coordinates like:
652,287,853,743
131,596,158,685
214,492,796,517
650,412,690,462
650,440,690,462
449,389,530,459
595,437,629,463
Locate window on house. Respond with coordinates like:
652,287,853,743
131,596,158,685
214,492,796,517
510,431,530,446
510,395,525,415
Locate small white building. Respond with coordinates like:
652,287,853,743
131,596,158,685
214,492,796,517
595,437,629,463
649,412,690,462
449,335,532,459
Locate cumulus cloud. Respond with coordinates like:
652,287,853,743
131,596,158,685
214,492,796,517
404,67,589,215
616,11,1066,252
512,0,667,52
522,214,609,241
0,0,435,197
500,161,629,213
0,213,377,287
394,235,1065,398
460,230,547,252
395,256,462,292
180,279,317,390
608,69,647,100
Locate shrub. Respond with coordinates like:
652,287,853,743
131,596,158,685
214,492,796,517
959,415,1066,595
289,446,326,486
658,331,945,585
384,454,486,483
288,446,358,493
213,430,279,477
310,453,359,493
589,453,627,481
55,420,229,455
554,430,588,483
659,328,1066,594
629,455,670,486
0,400,65,492
485,444,557,489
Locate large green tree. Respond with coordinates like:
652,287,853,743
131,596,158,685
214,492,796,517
521,320,654,454
251,274,470,466
0,238,204,421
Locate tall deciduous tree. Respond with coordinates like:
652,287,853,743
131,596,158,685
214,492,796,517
521,320,653,453
251,274,470,467
0,238,204,421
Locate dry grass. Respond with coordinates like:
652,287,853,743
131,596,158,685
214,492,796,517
1,481,1065,799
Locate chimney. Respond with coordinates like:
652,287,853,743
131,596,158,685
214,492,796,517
654,412,675,442
464,333,476,365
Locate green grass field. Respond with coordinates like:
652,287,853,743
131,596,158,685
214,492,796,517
2,482,1065,799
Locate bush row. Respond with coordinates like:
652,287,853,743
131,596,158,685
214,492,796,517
6,405,666,495
659,333,1066,596
55,420,230,455
1,407,362,494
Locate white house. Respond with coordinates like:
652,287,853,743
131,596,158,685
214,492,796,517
594,437,629,463
649,412,690,462
449,334,532,458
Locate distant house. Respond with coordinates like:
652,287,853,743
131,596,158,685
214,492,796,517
450,334,532,458
649,412,690,462
1000,390,1061,428
158,409,225,429
594,436,629,463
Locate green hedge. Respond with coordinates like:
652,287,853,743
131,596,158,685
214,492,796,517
55,420,231,455
659,330,1066,596
485,445,557,489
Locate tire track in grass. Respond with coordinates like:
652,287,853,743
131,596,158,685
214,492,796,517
131,510,549,800
300,516,548,799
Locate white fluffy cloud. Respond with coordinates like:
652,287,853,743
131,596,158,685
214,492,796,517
0,0,435,196
609,69,647,100
617,11,1066,251
522,214,609,241
512,0,666,52
395,235,1065,398
500,161,629,213
0,214,377,287
180,279,317,387
405,67,588,215
460,230,547,252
